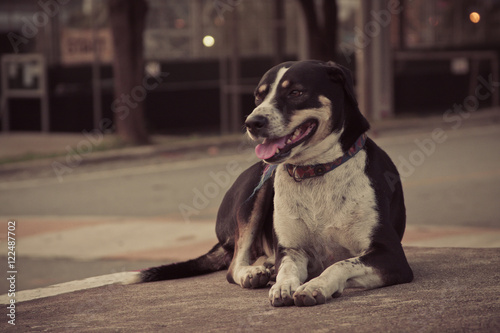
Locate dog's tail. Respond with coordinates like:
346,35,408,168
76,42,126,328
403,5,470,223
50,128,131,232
124,243,231,284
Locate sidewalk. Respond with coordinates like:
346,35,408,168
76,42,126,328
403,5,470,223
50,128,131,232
3,247,500,332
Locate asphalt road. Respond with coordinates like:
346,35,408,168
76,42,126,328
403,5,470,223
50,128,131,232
0,141,259,221
1,122,499,228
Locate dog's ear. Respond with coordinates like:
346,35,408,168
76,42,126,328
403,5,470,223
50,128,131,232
324,61,370,152
325,61,359,110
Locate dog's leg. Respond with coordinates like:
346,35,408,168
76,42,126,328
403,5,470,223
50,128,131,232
269,248,309,306
227,234,271,289
293,241,413,306
292,256,382,306
226,181,274,289
253,254,275,272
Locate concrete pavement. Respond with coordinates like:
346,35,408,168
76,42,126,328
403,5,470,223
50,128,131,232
0,108,499,331
4,247,500,332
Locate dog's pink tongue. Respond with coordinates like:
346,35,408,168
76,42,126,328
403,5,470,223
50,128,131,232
255,136,287,160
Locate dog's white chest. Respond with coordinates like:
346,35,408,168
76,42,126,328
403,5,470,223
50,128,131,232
272,152,378,261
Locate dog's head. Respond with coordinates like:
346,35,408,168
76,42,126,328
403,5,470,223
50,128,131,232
245,60,369,165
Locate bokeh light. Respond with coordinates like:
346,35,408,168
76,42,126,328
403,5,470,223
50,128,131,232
203,35,215,47
469,12,480,23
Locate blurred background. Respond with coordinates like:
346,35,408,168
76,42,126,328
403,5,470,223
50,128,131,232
0,0,499,292
0,0,498,138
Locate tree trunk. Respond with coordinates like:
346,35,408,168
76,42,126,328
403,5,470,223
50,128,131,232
323,0,338,61
108,0,150,145
297,0,338,62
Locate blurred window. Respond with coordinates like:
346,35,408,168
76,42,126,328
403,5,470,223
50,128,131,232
403,0,500,49
145,0,301,61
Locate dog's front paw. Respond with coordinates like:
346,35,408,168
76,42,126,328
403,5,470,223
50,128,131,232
293,279,331,307
239,266,272,289
269,279,300,307
293,286,327,307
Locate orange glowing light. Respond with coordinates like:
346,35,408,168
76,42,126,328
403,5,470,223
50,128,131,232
469,12,480,23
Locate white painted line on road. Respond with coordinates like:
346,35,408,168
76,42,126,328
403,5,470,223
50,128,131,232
0,271,138,304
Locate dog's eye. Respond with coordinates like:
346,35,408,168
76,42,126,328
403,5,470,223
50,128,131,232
255,95,263,105
289,90,303,98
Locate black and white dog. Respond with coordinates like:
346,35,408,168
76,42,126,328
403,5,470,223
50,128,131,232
134,60,413,307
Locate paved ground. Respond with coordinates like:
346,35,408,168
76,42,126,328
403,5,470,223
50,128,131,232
0,108,499,331
5,247,500,332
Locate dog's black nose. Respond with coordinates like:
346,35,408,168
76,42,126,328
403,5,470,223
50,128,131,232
245,115,268,135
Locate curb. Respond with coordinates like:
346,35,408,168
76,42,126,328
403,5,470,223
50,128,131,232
0,133,249,176
0,272,138,305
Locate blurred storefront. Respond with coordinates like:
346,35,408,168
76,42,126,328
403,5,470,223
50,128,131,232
392,0,500,114
0,0,305,133
0,0,498,133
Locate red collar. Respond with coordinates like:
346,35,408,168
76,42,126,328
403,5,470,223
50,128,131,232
285,133,367,182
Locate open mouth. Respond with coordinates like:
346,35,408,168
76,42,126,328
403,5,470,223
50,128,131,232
254,120,318,162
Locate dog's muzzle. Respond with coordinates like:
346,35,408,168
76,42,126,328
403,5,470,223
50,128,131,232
245,112,318,162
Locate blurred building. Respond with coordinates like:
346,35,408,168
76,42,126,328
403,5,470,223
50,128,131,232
392,0,500,115
0,0,498,133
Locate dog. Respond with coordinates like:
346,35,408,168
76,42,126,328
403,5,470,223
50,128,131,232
133,60,413,307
